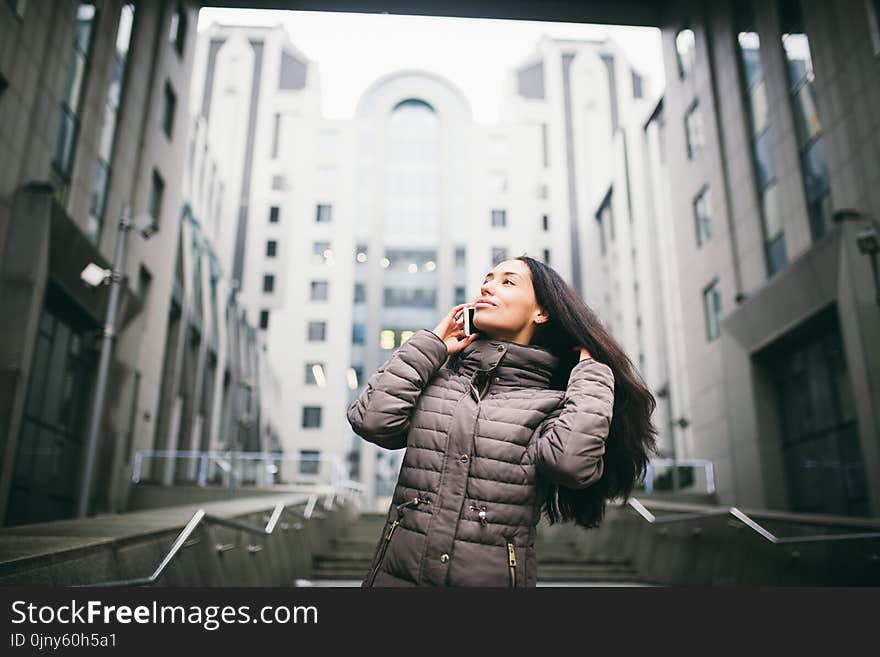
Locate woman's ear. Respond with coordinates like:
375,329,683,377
534,307,549,325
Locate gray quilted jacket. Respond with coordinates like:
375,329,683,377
346,328,615,587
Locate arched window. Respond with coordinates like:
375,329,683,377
384,98,440,238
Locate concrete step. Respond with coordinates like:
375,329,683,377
296,579,652,587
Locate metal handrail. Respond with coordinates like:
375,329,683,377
73,493,330,588
626,497,880,545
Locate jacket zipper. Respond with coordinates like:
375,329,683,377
507,542,517,587
365,497,427,587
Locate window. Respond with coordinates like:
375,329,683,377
454,286,466,304
271,112,280,158
543,248,551,265
8,303,96,525
676,27,696,79
736,3,787,277
148,169,164,225
305,362,325,385
310,280,328,301
51,3,97,201
266,240,277,257
280,50,307,90
168,4,187,56
540,123,549,167
684,100,704,159
316,204,332,223
693,186,713,247
491,209,507,227
302,406,322,428
86,2,134,243
383,288,437,308
6,0,26,18
631,69,644,98
382,248,437,271
313,241,331,263
308,321,326,342
271,174,287,191
596,190,612,257
491,247,508,265
703,279,722,341
259,309,269,329
780,0,832,241
354,283,366,303
269,205,280,223
380,329,396,350
489,171,508,193
600,54,619,134
869,0,880,56
761,307,867,516
161,81,176,137
542,214,549,231
263,274,275,293
299,449,320,475
454,246,466,267
517,61,545,99
352,323,365,345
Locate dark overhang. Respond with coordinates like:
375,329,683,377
200,1,664,28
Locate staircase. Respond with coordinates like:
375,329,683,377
296,512,651,587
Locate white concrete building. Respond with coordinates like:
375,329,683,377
190,24,662,509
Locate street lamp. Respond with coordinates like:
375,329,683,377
833,208,880,307
76,204,155,518
655,384,690,493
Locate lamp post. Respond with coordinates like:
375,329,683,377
833,208,880,307
76,204,154,518
656,384,690,493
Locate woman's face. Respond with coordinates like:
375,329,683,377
472,259,548,344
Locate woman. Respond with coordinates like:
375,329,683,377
347,255,658,587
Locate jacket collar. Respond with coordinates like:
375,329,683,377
454,334,560,389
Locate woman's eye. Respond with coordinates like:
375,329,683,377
504,279,513,285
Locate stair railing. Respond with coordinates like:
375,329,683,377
74,493,332,588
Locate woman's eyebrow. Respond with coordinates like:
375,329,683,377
483,271,521,281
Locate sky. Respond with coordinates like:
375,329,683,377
196,8,665,124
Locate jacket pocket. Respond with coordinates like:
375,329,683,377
365,496,427,587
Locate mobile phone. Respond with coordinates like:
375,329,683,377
463,305,477,336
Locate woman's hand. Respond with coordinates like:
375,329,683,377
432,304,479,355
573,345,593,362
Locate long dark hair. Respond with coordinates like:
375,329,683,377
516,255,659,529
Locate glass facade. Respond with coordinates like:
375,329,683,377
6,292,96,526
384,99,440,237
780,0,832,242
762,307,867,516
51,2,97,205
86,3,133,243
735,2,787,276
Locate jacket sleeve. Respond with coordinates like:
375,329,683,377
534,358,615,490
346,328,449,450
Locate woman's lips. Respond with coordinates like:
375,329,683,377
474,302,495,308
